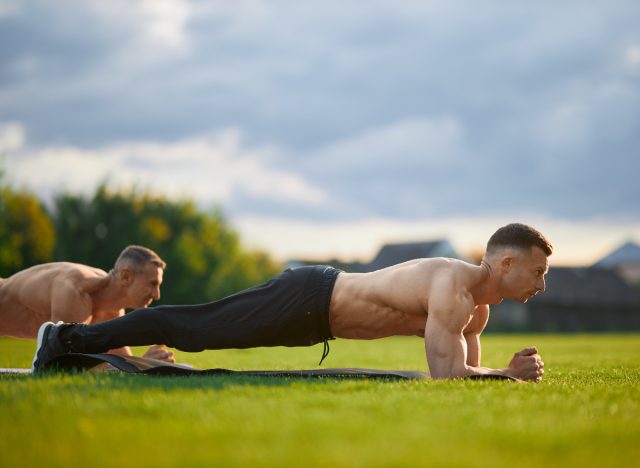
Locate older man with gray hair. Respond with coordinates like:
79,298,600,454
0,245,174,362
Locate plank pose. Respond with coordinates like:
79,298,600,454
33,223,550,381
1,246,174,362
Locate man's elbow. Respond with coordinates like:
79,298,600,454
429,364,471,380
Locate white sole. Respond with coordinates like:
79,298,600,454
32,321,54,371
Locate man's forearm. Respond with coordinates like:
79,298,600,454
106,346,133,356
430,364,509,379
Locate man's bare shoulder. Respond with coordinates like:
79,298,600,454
413,258,485,283
5,262,108,289
415,258,486,308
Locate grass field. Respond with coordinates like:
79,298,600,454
1,334,639,467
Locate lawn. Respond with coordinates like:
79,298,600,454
1,334,639,467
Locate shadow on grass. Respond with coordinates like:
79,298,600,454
2,370,416,393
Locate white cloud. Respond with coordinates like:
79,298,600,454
83,0,194,63
6,128,327,207
0,122,25,152
311,116,464,171
138,0,193,51
1,0,638,225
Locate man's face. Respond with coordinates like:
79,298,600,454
127,263,163,308
501,246,549,303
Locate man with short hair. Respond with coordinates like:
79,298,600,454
33,224,550,381
1,245,174,362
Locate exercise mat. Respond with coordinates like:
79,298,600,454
28,353,519,381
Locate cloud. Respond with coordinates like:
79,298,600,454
0,0,638,225
0,121,25,152
308,116,464,171
6,127,327,208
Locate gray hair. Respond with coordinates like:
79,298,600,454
113,245,166,273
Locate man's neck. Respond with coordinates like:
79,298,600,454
90,275,129,312
470,261,503,305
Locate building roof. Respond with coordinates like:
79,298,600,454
529,266,640,307
287,239,462,273
367,240,458,271
594,241,640,267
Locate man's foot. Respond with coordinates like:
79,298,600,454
32,321,68,371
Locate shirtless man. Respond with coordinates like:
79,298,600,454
33,223,550,381
1,245,174,362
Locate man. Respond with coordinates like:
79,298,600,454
1,245,174,362
33,223,550,381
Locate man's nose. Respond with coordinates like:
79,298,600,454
153,288,161,300
537,277,546,292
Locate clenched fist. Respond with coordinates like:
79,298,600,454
507,346,544,383
143,344,176,363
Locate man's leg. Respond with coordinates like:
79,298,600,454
33,266,339,369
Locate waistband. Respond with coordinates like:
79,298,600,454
311,265,342,365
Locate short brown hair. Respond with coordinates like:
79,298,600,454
114,245,166,272
486,223,553,256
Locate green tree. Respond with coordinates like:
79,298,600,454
0,167,55,277
52,185,282,304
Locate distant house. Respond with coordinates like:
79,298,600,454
593,241,640,286
488,267,640,332
366,240,460,272
286,239,463,273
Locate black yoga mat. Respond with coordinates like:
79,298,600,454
37,353,519,381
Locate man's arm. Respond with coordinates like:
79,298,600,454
425,299,543,381
463,305,490,367
425,303,503,379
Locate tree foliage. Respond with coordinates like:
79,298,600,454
51,185,282,304
0,169,55,277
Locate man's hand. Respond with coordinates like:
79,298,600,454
143,344,176,363
507,347,544,383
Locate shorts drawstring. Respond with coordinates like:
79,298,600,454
318,337,334,365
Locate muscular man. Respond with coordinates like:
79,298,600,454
33,223,550,381
1,245,174,362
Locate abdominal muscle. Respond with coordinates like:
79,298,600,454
328,263,430,339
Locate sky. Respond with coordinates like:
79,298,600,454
1,0,639,266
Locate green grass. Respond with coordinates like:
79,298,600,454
1,334,639,467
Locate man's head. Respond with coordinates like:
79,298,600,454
484,223,553,303
112,245,166,308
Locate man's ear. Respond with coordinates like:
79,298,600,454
500,255,513,273
118,267,134,285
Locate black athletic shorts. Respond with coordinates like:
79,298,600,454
180,264,342,350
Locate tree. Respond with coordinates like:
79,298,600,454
52,185,282,304
0,167,55,277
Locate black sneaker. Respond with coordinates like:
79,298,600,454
32,321,68,371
